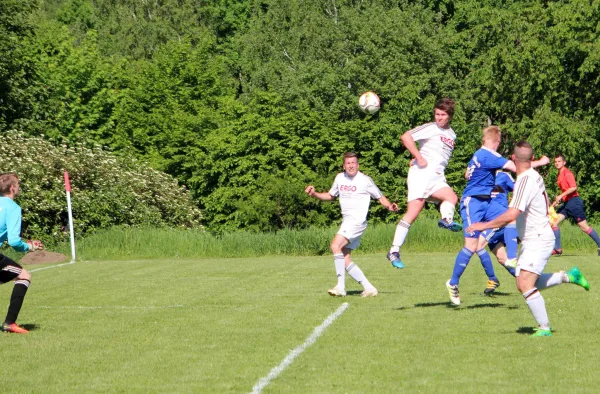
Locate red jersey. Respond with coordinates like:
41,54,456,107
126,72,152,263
557,167,579,202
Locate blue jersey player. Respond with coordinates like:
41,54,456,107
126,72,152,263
445,126,549,305
478,171,519,284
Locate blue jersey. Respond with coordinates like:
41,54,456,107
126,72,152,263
484,171,515,221
463,147,509,197
0,197,29,252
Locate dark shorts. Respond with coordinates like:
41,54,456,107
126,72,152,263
0,254,23,284
557,196,587,223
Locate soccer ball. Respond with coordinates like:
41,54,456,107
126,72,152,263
358,91,380,114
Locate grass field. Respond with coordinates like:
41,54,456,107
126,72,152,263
1,251,599,392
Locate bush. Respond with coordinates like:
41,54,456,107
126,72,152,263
0,131,202,245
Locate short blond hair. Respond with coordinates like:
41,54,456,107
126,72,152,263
0,172,19,195
482,125,501,144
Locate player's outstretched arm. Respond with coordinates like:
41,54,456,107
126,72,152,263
304,185,335,201
378,196,398,212
531,155,550,168
400,131,427,168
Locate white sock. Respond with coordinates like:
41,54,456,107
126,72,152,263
535,272,567,290
440,201,455,221
391,220,411,251
334,254,345,288
346,262,373,289
524,288,550,329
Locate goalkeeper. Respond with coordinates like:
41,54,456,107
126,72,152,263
0,173,44,334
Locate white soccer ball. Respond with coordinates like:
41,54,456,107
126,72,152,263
358,91,380,114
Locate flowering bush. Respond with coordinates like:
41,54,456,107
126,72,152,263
0,131,203,244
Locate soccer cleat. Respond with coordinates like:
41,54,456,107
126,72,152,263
361,287,378,297
328,285,346,297
552,248,563,256
1,323,29,334
567,267,590,291
531,327,552,337
386,251,404,269
504,258,517,269
438,218,462,232
446,280,460,305
484,279,500,295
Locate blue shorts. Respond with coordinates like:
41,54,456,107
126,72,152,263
557,196,587,223
460,196,491,238
482,227,505,252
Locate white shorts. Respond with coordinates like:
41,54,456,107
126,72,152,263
337,219,367,250
515,237,554,276
407,166,449,202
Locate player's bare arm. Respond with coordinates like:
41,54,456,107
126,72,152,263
304,185,335,201
400,131,427,168
553,186,578,206
503,156,549,173
378,196,398,212
465,207,521,233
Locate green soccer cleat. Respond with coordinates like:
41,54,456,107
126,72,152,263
567,267,590,291
531,328,552,337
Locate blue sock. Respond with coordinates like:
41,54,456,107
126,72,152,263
451,248,473,286
501,263,516,277
504,224,518,260
552,226,561,250
477,249,497,281
587,228,600,247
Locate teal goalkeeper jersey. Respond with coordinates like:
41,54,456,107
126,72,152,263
0,196,29,252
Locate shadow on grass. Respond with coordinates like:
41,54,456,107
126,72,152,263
516,326,536,335
22,323,40,332
347,290,363,296
402,301,520,311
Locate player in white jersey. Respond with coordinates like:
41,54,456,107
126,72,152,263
305,152,398,297
387,98,462,269
466,141,590,337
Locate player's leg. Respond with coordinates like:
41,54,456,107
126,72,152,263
0,255,31,334
503,221,519,267
552,212,566,255
490,243,516,277
388,198,425,268
328,234,350,296
343,236,378,297
576,219,600,254
430,186,462,231
516,239,553,337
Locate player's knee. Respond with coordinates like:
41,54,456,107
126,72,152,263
330,242,342,254
18,269,31,282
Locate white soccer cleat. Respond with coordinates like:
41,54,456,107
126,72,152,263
504,258,517,269
361,287,378,297
328,285,346,297
446,280,460,306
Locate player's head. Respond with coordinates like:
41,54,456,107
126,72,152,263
0,172,20,197
343,152,359,177
482,126,501,150
434,98,455,129
512,141,534,163
553,154,566,170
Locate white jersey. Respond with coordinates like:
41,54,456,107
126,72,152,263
408,122,456,173
509,168,553,241
329,171,383,223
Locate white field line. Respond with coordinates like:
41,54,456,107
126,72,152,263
36,304,184,310
251,302,349,394
30,260,76,273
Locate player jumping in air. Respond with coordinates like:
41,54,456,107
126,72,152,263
305,152,397,297
467,142,589,337
0,173,44,334
550,154,600,256
387,98,461,269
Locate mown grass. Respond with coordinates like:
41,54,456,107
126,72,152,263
3,217,596,262
1,252,598,392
